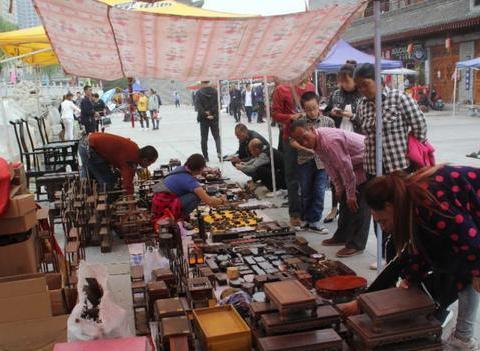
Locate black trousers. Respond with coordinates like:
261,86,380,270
254,164,286,192
245,106,253,122
200,120,221,161
232,104,241,122
257,101,265,122
330,182,371,250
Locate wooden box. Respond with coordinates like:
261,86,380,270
357,288,435,329
347,314,442,350
264,279,316,321
188,277,213,301
152,268,175,287
160,315,192,350
261,305,340,336
155,297,185,320
147,281,170,318
193,305,251,351
257,329,343,351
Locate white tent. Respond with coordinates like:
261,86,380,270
453,57,480,117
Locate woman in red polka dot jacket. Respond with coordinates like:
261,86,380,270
364,165,480,350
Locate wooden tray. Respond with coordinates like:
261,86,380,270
193,305,251,351
358,288,434,326
261,305,340,336
346,314,442,349
257,329,343,351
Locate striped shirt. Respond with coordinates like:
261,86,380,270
296,115,335,166
353,89,427,175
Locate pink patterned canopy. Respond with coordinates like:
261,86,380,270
33,0,366,82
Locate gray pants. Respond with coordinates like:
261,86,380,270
282,138,301,218
331,182,371,250
455,284,479,340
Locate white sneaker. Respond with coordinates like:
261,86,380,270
308,222,329,234
447,334,479,350
369,260,386,271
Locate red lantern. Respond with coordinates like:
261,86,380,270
407,43,414,56
445,37,452,51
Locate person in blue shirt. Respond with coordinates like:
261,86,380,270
152,154,226,222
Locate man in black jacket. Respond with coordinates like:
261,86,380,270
230,84,242,122
195,81,221,162
80,85,96,134
230,123,269,165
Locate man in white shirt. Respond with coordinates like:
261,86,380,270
61,92,81,140
242,83,255,123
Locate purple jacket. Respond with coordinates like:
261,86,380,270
314,128,366,199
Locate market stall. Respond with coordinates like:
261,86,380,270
0,0,435,350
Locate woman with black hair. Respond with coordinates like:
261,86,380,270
340,165,480,350
151,154,226,223
323,60,363,223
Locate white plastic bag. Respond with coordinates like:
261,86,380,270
143,247,169,283
340,104,354,132
67,261,132,341
340,117,353,131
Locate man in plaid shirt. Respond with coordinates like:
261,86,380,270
352,63,427,267
352,63,427,177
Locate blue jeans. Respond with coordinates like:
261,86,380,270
180,192,200,217
455,284,479,340
78,136,117,190
298,160,327,223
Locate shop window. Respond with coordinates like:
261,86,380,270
363,0,390,17
472,0,480,9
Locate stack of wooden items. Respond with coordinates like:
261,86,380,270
347,287,442,350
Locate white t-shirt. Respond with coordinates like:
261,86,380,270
61,100,80,120
245,90,252,107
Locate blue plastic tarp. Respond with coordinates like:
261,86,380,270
456,57,480,69
101,88,116,103
123,82,146,93
316,39,402,73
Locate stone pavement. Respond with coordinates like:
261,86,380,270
77,105,480,337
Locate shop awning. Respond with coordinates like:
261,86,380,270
33,0,366,82
316,39,402,73
456,57,480,69
0,26,57,65
0,1,252,66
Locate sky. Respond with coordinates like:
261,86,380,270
203,0,307,16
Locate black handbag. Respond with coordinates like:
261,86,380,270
101,116,112,125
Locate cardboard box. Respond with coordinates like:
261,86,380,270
11,163,28,193
49,288,77,316
0,209,37,236
0,315,68,351
0,274,51,323
0,232,38,277
1,193,36,219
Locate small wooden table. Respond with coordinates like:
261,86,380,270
155,297,185,320
264,279,317,321
257,329,343,351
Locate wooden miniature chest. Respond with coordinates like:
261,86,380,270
257,329,343,351
155,297,185,320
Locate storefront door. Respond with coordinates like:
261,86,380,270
430,43,459,102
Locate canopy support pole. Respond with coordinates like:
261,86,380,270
374,0,384,274
217,80,223,165
264,75,276,194
314,70,319,96
127,77,135,128
453,68,457,117
0,47,53,65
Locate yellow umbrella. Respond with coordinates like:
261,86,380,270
0,1,252,66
